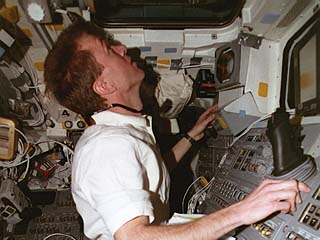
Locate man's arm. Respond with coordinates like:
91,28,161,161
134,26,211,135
164,105,217,171
115,179,310,240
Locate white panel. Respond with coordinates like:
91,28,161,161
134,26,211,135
218,88,244,108
107,29,145,47
145,30,184,43
0,29,15,47
242,0,268,25
244,39,282,114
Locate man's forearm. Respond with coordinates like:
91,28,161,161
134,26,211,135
164,105,217,170
163,134,194,171
116,179,310,240
115,203,243,240
171,135,193,163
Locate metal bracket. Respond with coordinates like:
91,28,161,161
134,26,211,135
238,32,263,49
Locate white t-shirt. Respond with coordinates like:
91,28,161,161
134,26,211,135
71,111,170,239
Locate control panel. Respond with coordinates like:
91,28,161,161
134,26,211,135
196,123,320,240
196,134,233,180
198,128,277,213
5,190,86,240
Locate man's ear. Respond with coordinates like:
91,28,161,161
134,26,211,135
93,79,117,97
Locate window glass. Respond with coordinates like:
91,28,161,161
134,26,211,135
93,0,245,28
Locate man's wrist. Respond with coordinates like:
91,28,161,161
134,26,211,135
182,133,197,145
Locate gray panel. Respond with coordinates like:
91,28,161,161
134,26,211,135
196,123,320,240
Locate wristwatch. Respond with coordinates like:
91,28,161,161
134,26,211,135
182,133,197,145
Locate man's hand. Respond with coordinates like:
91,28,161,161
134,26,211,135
114,179,310,240
188,105,218,141
235,179,310,225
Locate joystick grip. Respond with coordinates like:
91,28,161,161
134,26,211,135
266,108,306,176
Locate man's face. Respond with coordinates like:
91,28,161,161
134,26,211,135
78,35,145,92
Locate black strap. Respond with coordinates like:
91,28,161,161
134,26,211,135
182,133,197,145
108,103,143,113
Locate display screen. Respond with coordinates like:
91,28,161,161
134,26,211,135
285,13,319,116
216,48,234,83
299,35,317,103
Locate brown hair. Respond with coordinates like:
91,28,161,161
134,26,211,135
44,21,107,116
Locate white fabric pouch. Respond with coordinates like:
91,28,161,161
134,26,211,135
155,73,193,119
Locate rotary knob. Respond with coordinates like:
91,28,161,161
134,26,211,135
261,146,273,159
255,163,267,175
27,3,45,21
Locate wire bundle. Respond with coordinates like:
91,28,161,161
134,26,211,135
0,125,74,185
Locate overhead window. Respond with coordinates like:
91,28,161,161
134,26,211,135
92,0,245,28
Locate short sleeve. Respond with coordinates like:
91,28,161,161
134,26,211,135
76,135,154,235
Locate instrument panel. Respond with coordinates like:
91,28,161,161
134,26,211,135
196,123,320,240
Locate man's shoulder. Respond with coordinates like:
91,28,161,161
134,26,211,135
85,124,136,136
77,124,139,146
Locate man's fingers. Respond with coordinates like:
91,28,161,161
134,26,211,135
251,179,287,194
260,179,310,193
258,179,303,194
240,179,309,225
278,201,291,214
298,181,311,192
200,105,219,119
198,111,215,127
250,179,310,213
206,104,219,112
268,188,306,214
295,182,310,205
296,191,302,204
